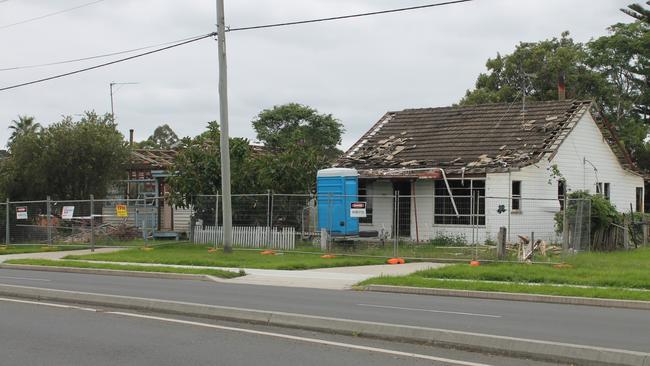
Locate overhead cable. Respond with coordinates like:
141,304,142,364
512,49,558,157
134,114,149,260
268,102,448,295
0,0,107,30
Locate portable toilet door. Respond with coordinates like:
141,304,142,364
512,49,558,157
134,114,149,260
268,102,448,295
316,168,359,236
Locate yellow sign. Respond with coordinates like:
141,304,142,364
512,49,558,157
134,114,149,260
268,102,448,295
116,204,128,217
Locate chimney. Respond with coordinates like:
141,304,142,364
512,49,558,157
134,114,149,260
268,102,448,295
129,129,134,147
558,71,566,101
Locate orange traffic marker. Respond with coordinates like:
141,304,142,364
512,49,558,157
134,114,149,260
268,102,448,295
320,254,337,259
469,260,480,267
387,258,405,265
260,250,275,255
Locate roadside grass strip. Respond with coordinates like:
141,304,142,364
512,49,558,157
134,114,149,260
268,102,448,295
0,245,86,255
63,244,387,270
360,248,650,301
4,259,244,279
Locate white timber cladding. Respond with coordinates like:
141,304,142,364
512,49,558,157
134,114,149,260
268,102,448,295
359,180,394,235
361,110,644,244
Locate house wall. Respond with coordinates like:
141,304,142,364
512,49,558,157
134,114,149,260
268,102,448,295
487,111,644,242
359,180,394,236
362,111,644,244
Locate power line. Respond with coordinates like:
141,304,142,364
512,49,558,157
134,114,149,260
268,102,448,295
0,33,212,72
227,0,472,32
0,0,472,91
0,0,107,30
0,32,216,92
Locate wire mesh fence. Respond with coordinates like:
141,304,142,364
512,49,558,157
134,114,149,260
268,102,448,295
1,192,643,261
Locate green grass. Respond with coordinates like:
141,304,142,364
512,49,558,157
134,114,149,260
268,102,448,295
359,247,650,301
4,259,243,278
294,241,501,261
64,244,388,270
0,245,86,255
359,276,650,301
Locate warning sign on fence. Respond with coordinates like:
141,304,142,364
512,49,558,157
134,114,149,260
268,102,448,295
16,206,28,220
350,202,366,218
116,204,128,217
61,206,75,220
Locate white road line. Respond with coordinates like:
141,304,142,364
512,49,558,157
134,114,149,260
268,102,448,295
0,297,97,312
0,275,51,282
357,304,502,318
106,311,494,366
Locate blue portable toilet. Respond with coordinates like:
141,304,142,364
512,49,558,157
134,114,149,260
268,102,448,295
317,168,359,236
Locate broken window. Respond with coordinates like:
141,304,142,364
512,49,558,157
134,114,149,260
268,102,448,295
512,181,521,211
604,183,610,201
558,180,566,210
596,182,603,195
358,180,373,224
636,187,644,213
434,180,485,225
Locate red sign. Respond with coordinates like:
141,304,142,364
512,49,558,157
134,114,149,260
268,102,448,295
351,202,366,209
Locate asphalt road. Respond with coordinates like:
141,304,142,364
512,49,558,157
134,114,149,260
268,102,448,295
0,297,561,366
0,268,648,353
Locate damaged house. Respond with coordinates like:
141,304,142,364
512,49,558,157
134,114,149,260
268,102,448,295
336,99,644,243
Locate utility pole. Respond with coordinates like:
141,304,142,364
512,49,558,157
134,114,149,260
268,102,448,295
109,82,138,122
216,0,233,253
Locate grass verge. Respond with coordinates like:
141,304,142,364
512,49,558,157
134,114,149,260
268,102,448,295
359,276,650,301
64,244,388,270
0,245,86,255
359,247,650,301
4,259,243,279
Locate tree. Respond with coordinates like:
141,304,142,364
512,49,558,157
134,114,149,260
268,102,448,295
252,103,344,193
0,112,129,200
138,124,180,149
8,115,40,144
622,1,650,23
167,122,261,215
459,32,603,105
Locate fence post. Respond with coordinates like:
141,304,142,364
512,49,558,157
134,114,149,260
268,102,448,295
623,215,630,250
394,190,399,258
5,198,9,245
266,190,271,246
215,192,220,248
497,226,506,260
562,195,569,253
46,196,52,246
643,220,648,247
90,194,95,252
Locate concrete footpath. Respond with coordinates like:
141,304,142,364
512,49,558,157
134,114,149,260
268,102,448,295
0,248,444,290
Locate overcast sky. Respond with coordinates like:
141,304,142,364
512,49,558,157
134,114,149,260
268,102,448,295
0,0,634,150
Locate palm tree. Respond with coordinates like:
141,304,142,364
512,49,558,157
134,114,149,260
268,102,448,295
621,1,650,23
8,115,40,143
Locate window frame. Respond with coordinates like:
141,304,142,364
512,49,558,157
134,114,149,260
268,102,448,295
511,180,522,212
434,179,485,226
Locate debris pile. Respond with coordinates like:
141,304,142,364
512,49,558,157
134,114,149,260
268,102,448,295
338,133,426,168
59,222,140,243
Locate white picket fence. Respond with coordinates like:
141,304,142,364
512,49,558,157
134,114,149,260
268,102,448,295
192,225,296,250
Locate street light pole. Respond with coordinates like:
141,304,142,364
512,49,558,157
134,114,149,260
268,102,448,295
216,0,233,253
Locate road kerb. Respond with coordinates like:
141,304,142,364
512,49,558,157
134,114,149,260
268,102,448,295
0,263,227,283
0,283,647,366
362,284,650,311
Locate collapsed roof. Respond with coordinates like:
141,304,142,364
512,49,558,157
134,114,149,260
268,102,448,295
130,149,177,170
337,100,636,176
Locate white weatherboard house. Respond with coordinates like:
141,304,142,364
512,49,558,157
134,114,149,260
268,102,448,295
336,100,644,243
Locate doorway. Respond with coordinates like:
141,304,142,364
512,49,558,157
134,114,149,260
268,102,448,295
392,180,411,237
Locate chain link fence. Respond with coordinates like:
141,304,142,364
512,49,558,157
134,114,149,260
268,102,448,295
2,193,643,261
